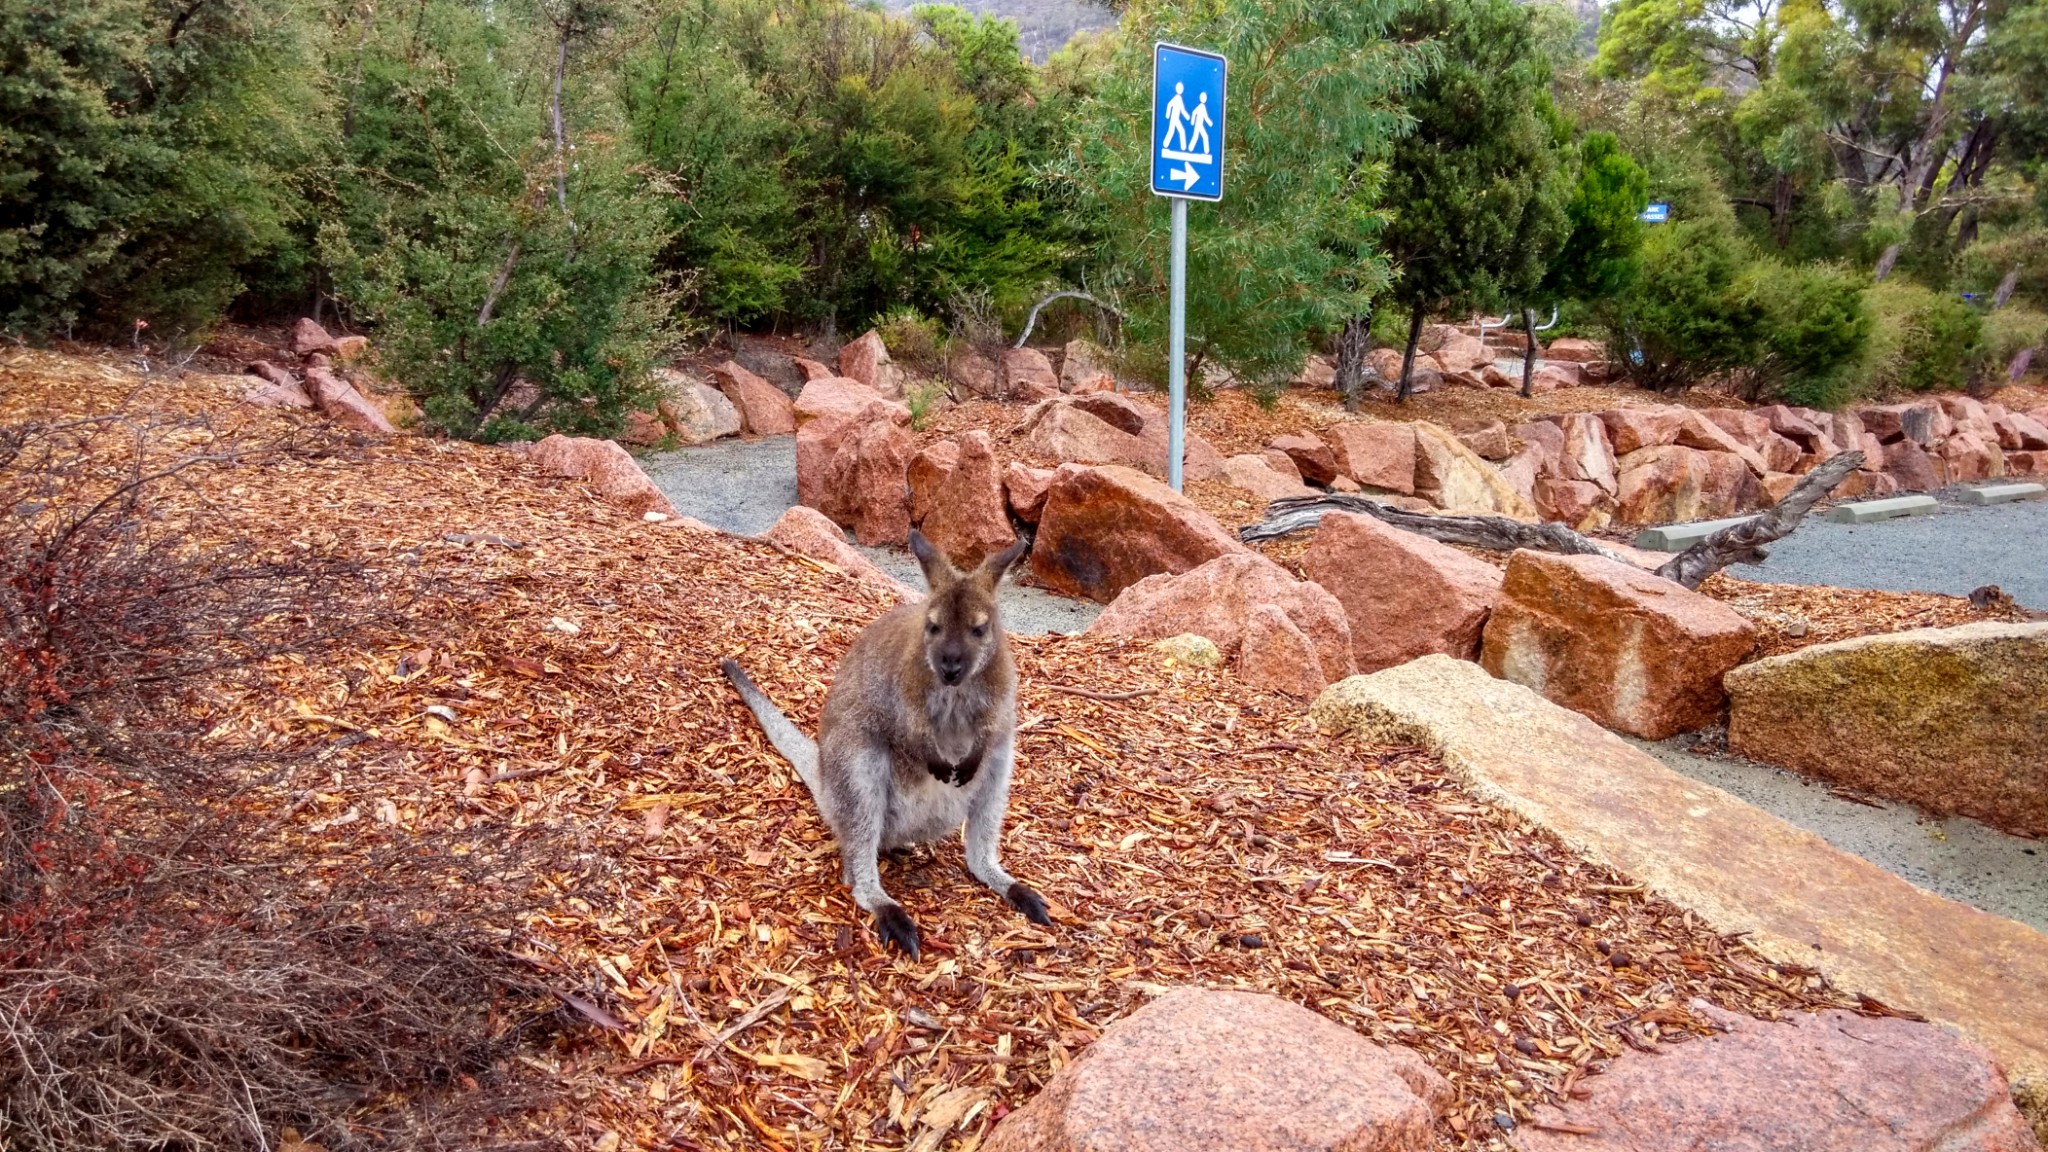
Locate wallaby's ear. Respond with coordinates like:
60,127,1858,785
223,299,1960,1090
908,529,954,591
978,537,1029,587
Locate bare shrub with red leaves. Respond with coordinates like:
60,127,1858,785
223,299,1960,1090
0,413,560,1151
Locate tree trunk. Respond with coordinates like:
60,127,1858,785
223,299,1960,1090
1955,205,1981,251
1333,311,1373,411
550,29,574,235
1948,119,2001,253
1518,306,1537,399
1772,171,1794,248
1896,0,1985,213
1874,243,1902,282
1994,268,2020,310
1395,303,1425,404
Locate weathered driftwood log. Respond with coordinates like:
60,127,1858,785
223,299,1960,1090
1241,495,1639,565
1649,449,1863,588
1239,449,1865,590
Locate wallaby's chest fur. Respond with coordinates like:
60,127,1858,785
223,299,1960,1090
819,602,1015,846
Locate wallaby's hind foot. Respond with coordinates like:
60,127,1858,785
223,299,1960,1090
1004,882,1052,925
872,903,921,958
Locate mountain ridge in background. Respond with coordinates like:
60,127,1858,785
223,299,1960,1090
884,0,1116,61
888,0,1602,65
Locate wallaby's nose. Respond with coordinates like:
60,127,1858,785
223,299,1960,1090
938,654,967,683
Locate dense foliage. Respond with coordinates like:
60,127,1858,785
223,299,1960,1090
1598,214,1767,394
1587,0,2048,401
318,0,676,441
1376,0,1577,400
3,0,2045,424
0,0,320,338
1061,0,1425,392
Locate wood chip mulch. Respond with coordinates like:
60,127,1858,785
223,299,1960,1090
2,349,1883,1152
1699,573,2031,659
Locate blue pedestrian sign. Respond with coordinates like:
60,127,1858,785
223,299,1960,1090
1151,43,1226,201
1640,201,1670,223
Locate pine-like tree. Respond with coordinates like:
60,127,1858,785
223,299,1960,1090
1360,0,1574,403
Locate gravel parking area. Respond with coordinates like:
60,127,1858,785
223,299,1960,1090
1732,492,2048,609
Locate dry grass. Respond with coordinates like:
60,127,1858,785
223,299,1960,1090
1,924,553,1152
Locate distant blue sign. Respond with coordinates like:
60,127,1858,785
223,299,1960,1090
1641,202,1671,224
1151,43,1227,201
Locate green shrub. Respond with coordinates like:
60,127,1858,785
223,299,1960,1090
0,0,323,338
326,147,677,443
1735,261,1872,409
320,0,679,442
1956,227,2048,311
1598,216,1765,392
876,307,945,373
903,379,949,430
1981,305,2048,382
1856,280,1983,395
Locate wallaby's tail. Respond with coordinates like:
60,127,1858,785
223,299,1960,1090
719,659,821,793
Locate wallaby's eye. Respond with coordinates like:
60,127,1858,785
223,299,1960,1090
926,621,942,636
970,624,987,639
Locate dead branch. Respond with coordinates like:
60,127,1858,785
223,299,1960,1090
1653,451,1863,588
1243,454,1865,590
1014,290,1125,349
1241,494,1641,566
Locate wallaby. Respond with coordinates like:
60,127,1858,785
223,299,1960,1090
720,530,1049,958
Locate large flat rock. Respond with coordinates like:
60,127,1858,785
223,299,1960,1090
1310,656,2048,1130
1514,1000,2039,1152
1725,621,2048,839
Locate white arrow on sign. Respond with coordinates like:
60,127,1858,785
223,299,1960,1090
1172,163,1200,190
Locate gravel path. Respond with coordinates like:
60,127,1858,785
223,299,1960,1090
1731,491,2048,609
640,436,1103,635
1631,736,2048,932
641,436,799,537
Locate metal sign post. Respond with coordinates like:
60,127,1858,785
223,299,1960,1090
1150,42,1226,491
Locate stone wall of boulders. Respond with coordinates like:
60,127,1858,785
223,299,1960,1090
796,385,2048,578
778,328,2044,718
1360,325,1614,395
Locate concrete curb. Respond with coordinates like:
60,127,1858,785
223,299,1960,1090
1825,493,1938,523
1959,482,2047,506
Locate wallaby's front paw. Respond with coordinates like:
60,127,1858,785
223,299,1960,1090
1005,882,1053,926
873,903,921,959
